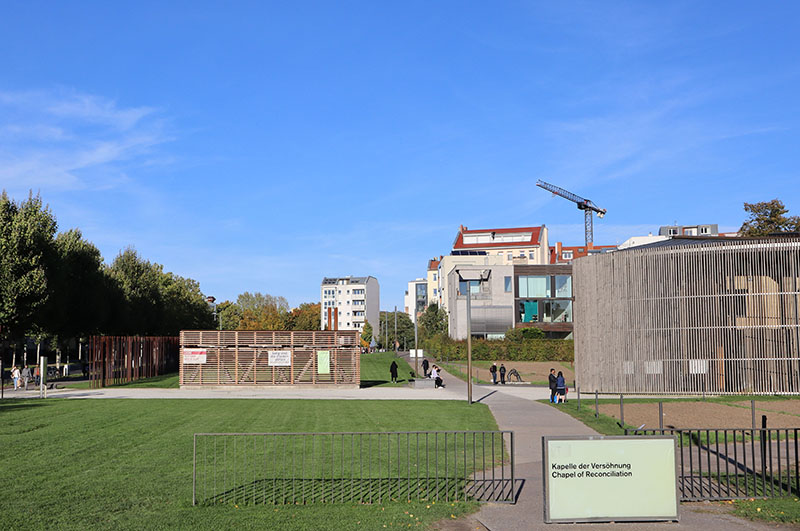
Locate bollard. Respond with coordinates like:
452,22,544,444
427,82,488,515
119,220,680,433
760,414,768,479
577,387,581,411
659,401,664,431
620,394,625,427
751,400,756,430
595,390,599,419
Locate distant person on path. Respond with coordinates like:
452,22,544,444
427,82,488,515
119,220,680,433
389,360,399,383
422,358,429,378
21,365,31,390
556,371,566,403
499,364,506,385
490,363,498,385
11,366,20,391
549,368,557,403
34,365,40,386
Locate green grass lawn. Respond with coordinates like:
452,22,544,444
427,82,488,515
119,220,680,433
0,398,494,530
360,352,416,388
732,496,800,524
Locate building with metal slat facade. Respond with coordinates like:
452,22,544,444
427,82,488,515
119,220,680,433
574,236,800,395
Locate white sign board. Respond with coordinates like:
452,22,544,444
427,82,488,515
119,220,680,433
543,436,679,523
183,349,207,364
268,350,292,367
409,349,424,358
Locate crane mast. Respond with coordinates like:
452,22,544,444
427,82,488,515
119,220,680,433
536,179,607,246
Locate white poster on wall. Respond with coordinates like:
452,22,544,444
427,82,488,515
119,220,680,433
268,350,292,366
183,349,207,364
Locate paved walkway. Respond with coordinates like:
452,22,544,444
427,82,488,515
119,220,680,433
431,367,791,530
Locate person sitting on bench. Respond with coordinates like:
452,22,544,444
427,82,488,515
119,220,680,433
430,365,445,388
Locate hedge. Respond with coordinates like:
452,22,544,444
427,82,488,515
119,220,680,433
421,335,573,362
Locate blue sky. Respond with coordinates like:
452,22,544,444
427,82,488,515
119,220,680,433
2,2,799,310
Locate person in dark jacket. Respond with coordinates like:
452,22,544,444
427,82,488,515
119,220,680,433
548,368,557,403
556,371,566,403
499,364,506,385
421,358,429,378
490,363,498,385
390,361,399,383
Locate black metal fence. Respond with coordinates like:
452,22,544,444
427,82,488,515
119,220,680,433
193,431,515,505
627,427,799,501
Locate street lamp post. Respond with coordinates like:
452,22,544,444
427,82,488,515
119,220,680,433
456,269,491,405
414,311,419,377
206,296,219,331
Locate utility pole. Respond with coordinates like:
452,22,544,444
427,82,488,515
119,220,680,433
414,312,419,377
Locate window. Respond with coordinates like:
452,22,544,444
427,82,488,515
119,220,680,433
519,251,525,257
700,226,710,234
458,280,480,296
562,250,573,260
347,290,350,294
433,273,437,281
338,290,342,294
529,251,535,259
555,275,572,298
668,228,679,235
519,300,538,323
504,276,512,292
433,288,437,295
518,276,550,298
506,252,512,260
550,300,573,322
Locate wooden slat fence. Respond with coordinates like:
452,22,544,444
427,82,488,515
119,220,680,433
88,336,179,389
179,330,360,387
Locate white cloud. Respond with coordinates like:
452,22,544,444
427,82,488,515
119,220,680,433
0,88,170,193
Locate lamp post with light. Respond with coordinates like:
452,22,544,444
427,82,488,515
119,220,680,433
206,296,220,331
456,269,491,404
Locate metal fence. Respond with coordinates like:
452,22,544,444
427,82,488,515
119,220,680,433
193,431,515,506
627,427,799,501
88,336,179,388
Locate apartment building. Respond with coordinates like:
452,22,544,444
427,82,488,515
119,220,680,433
438,225,549,315
426,258,440,308
549,242,616,264
658,224,718,237
320,276,380,334
403,278,427,322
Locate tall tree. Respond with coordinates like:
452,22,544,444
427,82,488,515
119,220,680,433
237,291,290,330
361,320,373,344
418,303,448,339
285,302,321,330
43,229,108,339
0,192,57,340
740,199,800,237
217,300,242,330
106,248,163,334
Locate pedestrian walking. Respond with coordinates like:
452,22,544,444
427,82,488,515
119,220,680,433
34,365,40,386
490,362,498,385
11,366,20,391
499,364,506,385
556,371,567,403
389,360,399,384
548,368,557,403
21,365,31,390
421,358,429,378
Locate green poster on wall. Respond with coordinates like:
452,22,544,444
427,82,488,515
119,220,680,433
317,350,330,374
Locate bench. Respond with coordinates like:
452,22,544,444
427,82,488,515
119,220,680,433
411,378,436,389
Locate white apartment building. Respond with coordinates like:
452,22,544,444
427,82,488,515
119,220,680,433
320,276,380,334
404,278,427,323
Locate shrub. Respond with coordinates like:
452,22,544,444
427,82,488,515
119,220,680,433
420,334,573,362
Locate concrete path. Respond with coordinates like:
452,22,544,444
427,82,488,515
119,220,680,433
431,366,792,530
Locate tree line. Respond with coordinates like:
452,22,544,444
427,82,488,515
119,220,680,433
0,192,323,365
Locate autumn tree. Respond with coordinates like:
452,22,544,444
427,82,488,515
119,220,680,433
739,199,800,237
237,291,290,330
361,320,373,344
285,302,321,330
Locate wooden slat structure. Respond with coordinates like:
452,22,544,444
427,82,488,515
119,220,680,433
179,330,360,388
575,237,800,395
89,336,179,389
